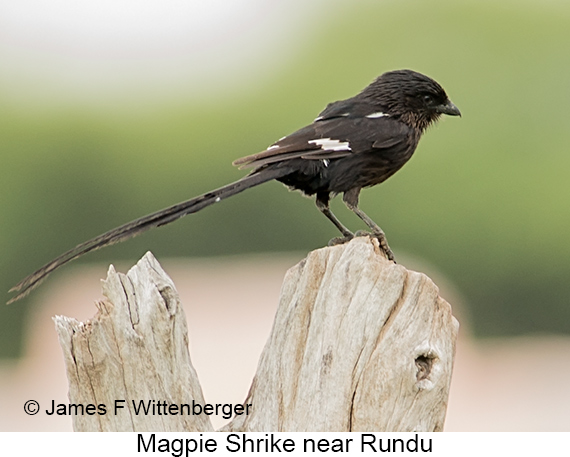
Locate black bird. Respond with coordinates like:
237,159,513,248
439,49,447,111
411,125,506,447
8,69,460,303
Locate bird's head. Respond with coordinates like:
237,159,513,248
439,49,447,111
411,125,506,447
361,69,460,131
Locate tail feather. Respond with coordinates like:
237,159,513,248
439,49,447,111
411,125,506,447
8,168,287,304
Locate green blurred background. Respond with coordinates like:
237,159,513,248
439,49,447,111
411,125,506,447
1,0,569,358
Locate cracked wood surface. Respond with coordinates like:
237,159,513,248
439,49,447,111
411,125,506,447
54,253,212,432
54,237,458,432
223,237,459,432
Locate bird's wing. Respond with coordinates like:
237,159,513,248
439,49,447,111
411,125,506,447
233,103,412,170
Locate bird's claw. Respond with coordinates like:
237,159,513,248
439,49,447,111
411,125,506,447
374,233,395,262
352,230,395,262
381,245,396,262
328,234,354,246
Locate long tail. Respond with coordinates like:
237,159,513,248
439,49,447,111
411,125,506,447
8,168,288,304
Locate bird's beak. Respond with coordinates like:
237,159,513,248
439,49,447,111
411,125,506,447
436,100,461,117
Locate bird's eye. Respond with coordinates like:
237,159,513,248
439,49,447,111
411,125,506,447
422,94,433,103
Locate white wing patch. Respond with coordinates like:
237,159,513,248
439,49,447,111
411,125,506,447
308,138,351,151
366,112,389,118
314,113,349,122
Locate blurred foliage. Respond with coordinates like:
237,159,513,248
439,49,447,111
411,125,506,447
2,0,570,357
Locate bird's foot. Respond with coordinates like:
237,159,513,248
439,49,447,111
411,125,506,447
354,230,395,262
328,234,354,246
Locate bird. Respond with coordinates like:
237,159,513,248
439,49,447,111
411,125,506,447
8,69,460,304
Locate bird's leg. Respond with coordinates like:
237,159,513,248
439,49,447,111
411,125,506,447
343,188,395,261
315,192,354,246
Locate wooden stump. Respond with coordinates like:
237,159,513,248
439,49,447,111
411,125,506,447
54,254,213,432
54,237,459,432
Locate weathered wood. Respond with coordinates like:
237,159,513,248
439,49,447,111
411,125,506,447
55,236,458,432
54,253,213,432
223,237,458,432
